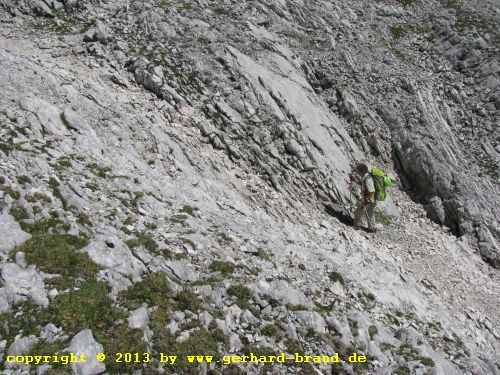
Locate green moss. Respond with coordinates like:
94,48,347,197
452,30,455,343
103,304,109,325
398,0,415,5
209,260,235,275
227,284,253,309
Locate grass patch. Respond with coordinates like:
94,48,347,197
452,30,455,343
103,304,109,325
48,177,68,210
156,327,223,372
173,289,202,312
4,186,20,200
125,232,158,252
227,284,253,309
209,260,235,275
14,217,94,289
87,163,112,178
49,280,123,334
95,323,146,372
120,272,171,310
179,205,198,216
17,175,32,185
256,248,272,261
390,24,408,39
26,191,52,204
9,206,29,221
261,323,278,337
328,271,345,285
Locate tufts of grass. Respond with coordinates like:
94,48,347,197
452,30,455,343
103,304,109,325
4,186,21,200
95,323,146,372
398,0,415,6
261,323,278,337
17,175,32,185
156,327,223,372
49,280,123,334
125,232,158,252
26,192,52,204
48,177,68,210
173,289,202,312
179,205,198,217
87,163,112,178
9,206,29,222
328,271,345,285
120,272,171,310
14,217,94,289
227,284,253,309
209,260,235,275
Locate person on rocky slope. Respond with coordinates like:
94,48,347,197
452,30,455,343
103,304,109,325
352,163,377,233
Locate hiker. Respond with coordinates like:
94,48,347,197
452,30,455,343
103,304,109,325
352,163,377,233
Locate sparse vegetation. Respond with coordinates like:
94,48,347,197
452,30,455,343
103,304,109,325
209,260,235,275
328,271,345,285
261,323,279,337
17,175,32,184
87,163,112,178
120,272,171,310
13,217,93,289
179,205,198,216
125,231,158,252
9,206,29,221
227,284,253,309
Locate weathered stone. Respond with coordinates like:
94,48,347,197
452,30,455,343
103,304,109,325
66,330,106,375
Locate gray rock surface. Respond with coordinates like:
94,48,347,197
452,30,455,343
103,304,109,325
66,330,106,375
0,0,499,374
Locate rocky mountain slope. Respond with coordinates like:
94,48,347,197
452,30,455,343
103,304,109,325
0,0,499,374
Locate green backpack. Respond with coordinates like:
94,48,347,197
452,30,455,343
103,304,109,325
370,167,393,201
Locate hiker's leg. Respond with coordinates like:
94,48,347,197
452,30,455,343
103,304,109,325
366,203,376,230
353,202,365,227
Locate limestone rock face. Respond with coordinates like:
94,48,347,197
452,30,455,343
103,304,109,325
0,0,499,373
66,330,106,375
